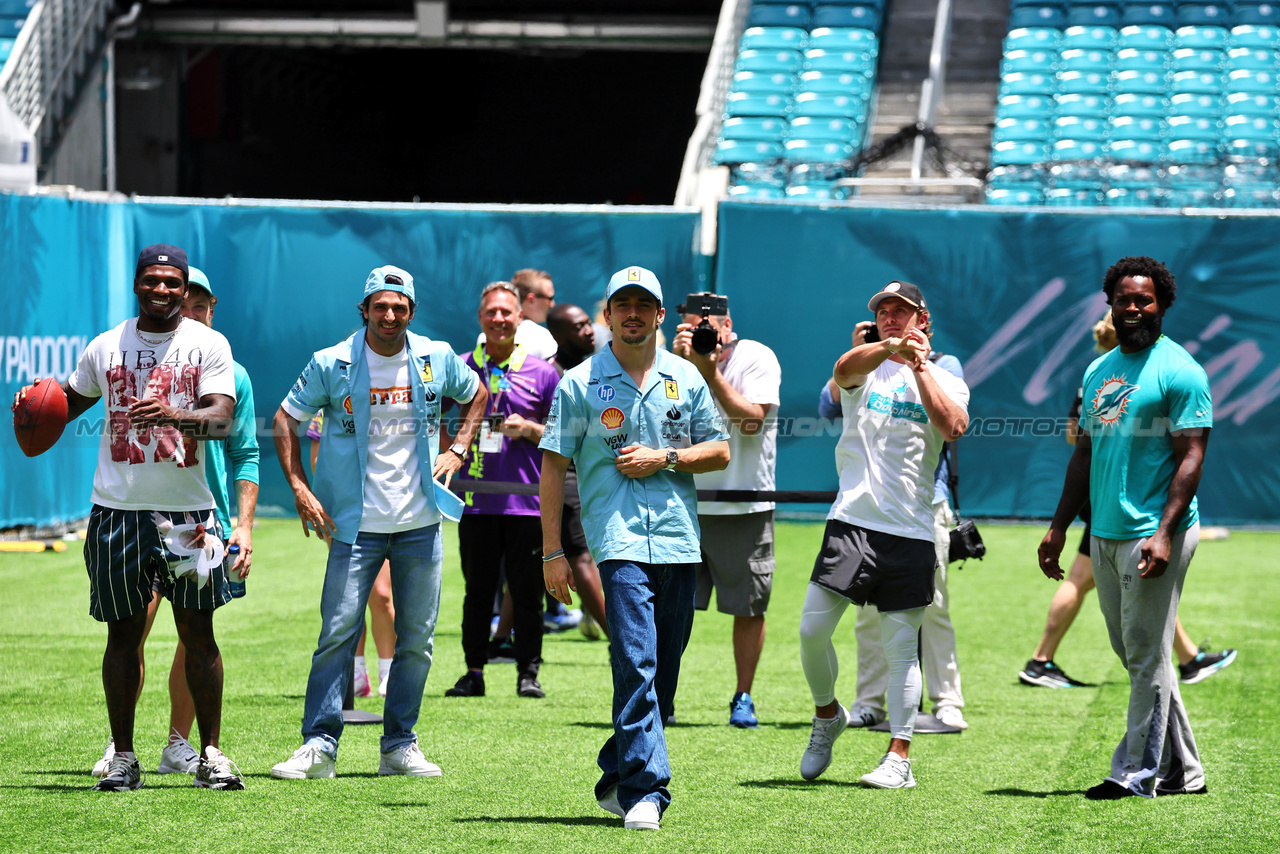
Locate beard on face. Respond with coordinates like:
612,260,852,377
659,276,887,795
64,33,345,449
1114,311,1162,350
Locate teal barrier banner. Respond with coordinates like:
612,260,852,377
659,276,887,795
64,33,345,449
0,195,700,525
715,201,1280,525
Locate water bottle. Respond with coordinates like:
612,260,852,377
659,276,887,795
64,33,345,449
227,544,246,599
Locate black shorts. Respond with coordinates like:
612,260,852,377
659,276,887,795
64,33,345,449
85,505,231,622
810,519,935,612
561,469,589,559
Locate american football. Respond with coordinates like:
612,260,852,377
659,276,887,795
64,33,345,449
13,378,68,457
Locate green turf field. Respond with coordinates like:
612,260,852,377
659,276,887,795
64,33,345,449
1,520,1275,853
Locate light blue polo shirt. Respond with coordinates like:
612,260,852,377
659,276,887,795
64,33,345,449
540,345,728,564
1080,335,1212,540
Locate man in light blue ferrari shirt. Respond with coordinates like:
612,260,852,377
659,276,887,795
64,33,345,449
539,266,729,831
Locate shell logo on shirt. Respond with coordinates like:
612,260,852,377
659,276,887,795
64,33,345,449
342,395,353,415
1089,376,1140,426
600,407,626,429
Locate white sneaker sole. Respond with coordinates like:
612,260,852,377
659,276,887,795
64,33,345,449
1018,671,1076,688
860,773,917,789
1180,650,1237,684
378,763,442,777
270,766,335,780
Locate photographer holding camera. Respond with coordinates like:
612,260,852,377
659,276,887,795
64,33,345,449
672,293,782,729
798,281,968,789
445,281,562,700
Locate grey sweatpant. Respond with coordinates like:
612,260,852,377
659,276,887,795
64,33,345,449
1092,524,1204,797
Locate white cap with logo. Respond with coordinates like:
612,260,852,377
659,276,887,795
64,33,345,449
605,266,663,306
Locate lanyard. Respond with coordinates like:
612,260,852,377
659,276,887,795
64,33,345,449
472,341,529,416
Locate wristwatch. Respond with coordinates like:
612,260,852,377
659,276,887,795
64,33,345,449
448,442,468,458
665,448,679,470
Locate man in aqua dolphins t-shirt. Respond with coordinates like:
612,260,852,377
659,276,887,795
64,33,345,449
1038,255,1212,800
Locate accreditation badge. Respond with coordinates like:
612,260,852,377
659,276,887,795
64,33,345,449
478,420,503,454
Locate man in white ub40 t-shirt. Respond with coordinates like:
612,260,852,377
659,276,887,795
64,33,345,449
797,281,969,790
13,244,244,792
271,265,487,781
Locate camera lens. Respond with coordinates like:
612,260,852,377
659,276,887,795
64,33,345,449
691,322,718,355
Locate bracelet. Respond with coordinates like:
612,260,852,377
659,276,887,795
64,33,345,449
541,549,565,563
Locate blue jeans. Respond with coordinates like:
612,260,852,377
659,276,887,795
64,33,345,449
301,524,443,756
594,560,696,815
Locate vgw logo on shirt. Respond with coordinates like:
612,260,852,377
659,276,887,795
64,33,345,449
1089,376,1140,426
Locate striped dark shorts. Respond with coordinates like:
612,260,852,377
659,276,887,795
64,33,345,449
84,505,232,622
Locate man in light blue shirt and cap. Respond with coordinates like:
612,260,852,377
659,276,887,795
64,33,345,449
539,266,730,830
270,264,487,780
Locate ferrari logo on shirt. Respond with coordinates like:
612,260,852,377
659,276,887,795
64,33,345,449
421,362,433,383
664,379,679,400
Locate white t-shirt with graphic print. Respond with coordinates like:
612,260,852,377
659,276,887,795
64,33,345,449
829,358,969,541
68,317,236,511
361,342,435,533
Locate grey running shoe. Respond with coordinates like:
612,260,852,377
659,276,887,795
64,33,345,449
92,754,142,791
157,730,201,774
1019,659,1087,688
848,703,886,727
193,746,244,790
800,703,850,780
1179,649,1237,684
860,753,916,789
91,737,116,777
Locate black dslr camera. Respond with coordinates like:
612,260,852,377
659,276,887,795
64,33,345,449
680,292,728,355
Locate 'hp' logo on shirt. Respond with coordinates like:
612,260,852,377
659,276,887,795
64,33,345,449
597,384,616,402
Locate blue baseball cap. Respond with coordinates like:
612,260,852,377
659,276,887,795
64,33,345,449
136,244,188,282
364,265,416,304
187,266,213,297
605,266,663,306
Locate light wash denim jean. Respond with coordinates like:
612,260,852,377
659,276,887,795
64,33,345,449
594,559,696,815
301,524,443,756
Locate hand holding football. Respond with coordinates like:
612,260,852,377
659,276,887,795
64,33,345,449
13,378,69,457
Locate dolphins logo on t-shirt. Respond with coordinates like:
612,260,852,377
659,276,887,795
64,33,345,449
1089,376,1140,426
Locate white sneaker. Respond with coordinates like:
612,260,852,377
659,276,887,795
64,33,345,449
91,737,116,777
800,703,850,780
378,742,442,777
157,729,202,774
353,669,373,698
597,784,624,817
848,704,886,728
271,744,336,779
579,612,604,640
860,753,916,789
934,704,969,730
623,800,661,830
193,746,245,790
378,673,389,698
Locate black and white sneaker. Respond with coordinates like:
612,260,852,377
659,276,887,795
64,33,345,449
1179,649,1237,684
91,754,143,791
1018,659,1088,688
193,746,244,790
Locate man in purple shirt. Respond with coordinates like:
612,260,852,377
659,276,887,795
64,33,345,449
445,281,562,699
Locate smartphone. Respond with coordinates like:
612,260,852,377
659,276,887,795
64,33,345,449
863,322,880,343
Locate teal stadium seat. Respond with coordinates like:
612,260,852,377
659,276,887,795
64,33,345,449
1226,47,1278,70
1107,161,1162,184
1008,26,1065,50
736,49,805,74
1167,183,1220,204
1113,92,1170,114
1175,25,1229,48
807,27,879,53
0,15,24,37
1225,92,1280,114
1233,4,1280,26
1108,137,1164,160
1054,115,1109,138
999,73,1053,99
1057,92,1112,114
1168,114,1221,139
1106,186,1166,205
728,183,788,199
993,139,1051,164
1171,69,1223,92
1172,48,1224,72
793,91,869,119
785,183,838,199
1170,92,1223,115
715,139,787,164
797,71,873,98
1053,137,1106,158
1166,138,1221,163
1223,113,1279,155
1059,47,1115,73
998,93,1058,117
0,37,12,65
748,4,813,29
784,139,856,162
1002,48,1061,74
789,115,863,141
812,5,883,30
1114,68,1169,94
1062,25,1117,48
1176,3,1229,27
1229,24,1280,48
739,27,809,52
1116,47,1170,72
1059,69,1113,92
1068,5,1122,28
726,91,792,117
1226,68,1278,92
1046,187,1105,204
732,71,796,94
721,116,788,141
1121,3,1176,26
1118,24,1174,47
804,48,878,73
1010,7,1070,29
988,165,1044,187
1112,114,1167,137
987,187,1045,203
996,116,1054,141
